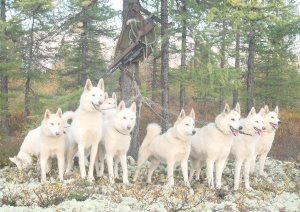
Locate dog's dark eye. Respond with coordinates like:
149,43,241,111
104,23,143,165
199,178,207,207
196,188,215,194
231,118,235,121
58,123,60,125
255,121,259,123
123,117,127,120
51,123,54,125
109,102,111,104
92,94,95,97
185,124,189,126
271,116,274,118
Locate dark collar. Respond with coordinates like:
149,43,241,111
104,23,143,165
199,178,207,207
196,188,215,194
114,127,130,136
239,131,253,136
215,124,226,135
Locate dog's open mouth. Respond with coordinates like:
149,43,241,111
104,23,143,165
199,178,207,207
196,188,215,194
92,102,101,111
254,127,263,135
230,126,239,136
269,122,278,130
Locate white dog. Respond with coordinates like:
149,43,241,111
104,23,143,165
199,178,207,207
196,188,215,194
250,105,280,177
230,107,265,190
103,100,136,184
39,108,66,182
95,92,118,177
189,103,241,189
133,109,196,187
9,110,73,173
65,79,105,180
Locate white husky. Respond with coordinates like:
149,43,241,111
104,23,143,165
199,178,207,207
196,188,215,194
95,92,118,177
103,100,136,184
9,109,73,174
189,104,241,189
65,79,105,180
133,109,196,187
250,105,280,177
230,107,265,190
39,109,66,182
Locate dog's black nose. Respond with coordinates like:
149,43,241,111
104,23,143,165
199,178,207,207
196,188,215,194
192,130,196,135
239,126,243,130
127,126,131,130
278,120,281,124
262,127,266,130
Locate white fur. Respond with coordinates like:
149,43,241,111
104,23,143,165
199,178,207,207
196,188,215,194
9,110,73,176
230,107,265,190
134,109,196,187
65,79,105,180
189,103,241,189
95,92,118,177
250,105,280,177
103,101,137,184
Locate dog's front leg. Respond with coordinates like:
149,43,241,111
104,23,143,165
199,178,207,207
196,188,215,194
244,158,253,190
181,160,190,187
78,144,86,179
40,154,49,183
106,154,115,184
215,159,226,189
234,159,243,190
87,143,98,180
167,160,175,187
57,152,64,182
206,159,215,189
258,153,268,177
119,154,129,185
250,154,257,175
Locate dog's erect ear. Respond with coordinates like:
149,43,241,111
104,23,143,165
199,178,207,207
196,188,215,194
274,106,279,115
104,92,109,99
248,107,256,117
259,107,265,117
118,100,126,111
264,105,270,114
97,78,105,91
223,104,230,114
56,108,62,118
44,109,51,119
177,109,186,121
130,102,137,113
189,108,195,120
112,92,117,102
84,79,93,91
235,103,241,115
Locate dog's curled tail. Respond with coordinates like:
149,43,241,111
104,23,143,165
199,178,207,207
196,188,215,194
140,123,161,148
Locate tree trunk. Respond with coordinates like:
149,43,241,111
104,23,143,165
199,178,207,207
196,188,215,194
246,26,255,112
232,30,240,107
119,0,142,158
80,8,88,86
0,0,9,134
179,0,187,111
219,20,226,112
151,55,158,101
24,11,35,122
161,0,169,132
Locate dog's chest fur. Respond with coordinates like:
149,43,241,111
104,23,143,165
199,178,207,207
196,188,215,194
255,131,275,155
232,135,260,159
104,127,131,154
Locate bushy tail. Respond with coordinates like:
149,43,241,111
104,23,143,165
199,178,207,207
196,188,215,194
140,123,161,149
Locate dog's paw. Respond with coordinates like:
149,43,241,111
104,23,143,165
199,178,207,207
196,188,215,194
259,172,268,178
245,186,253,190
87,176,95,181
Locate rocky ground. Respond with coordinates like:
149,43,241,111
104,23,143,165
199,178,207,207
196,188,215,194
0,157,299,211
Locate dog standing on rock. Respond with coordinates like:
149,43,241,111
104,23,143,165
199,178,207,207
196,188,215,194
134,109,196,187
65,79,105,180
